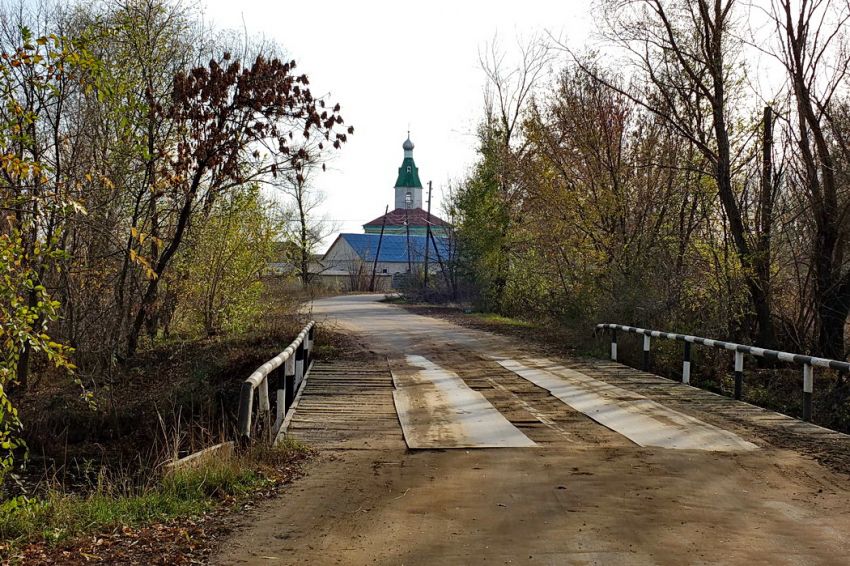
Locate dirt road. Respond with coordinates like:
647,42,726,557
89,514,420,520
216,295,850,565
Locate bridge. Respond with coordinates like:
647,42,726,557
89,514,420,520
217,295,850,565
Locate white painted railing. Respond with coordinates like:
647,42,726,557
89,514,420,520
237,321,315,443
596,323,850,422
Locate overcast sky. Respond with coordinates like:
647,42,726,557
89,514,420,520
201,0,593,249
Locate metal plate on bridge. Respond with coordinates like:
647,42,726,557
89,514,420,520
392,355,537,449
499,359,757,452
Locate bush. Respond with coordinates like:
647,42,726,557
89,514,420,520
168,186,279,338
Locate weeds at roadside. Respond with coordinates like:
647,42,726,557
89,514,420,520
470,312,535,329
0,440,311,560
1,280,326,562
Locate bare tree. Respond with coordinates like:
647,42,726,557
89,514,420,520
473,34,554,308
769,0,850,358
480,33,554,152
276,156,337,288
124,53,350,356
576,0,776,345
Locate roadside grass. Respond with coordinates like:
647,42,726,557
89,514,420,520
469,312,535,328
395,302,604,359
0,440,310,554
2,279,330,561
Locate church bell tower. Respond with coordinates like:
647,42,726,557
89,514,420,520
394,134,423,209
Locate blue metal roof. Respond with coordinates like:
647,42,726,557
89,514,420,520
338,233,451,263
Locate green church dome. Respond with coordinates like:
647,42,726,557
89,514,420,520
395,136,422,188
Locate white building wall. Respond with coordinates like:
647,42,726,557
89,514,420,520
322,237,359,263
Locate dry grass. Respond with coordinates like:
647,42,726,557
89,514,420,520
10,279,324,497
0,440,311,561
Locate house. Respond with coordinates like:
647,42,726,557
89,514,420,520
322,233,451,274
321,232,451,290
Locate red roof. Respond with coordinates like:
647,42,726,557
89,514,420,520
363,207,451,228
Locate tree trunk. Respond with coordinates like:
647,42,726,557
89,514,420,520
753,106,776,348
15,343,31,390
298,186,310,287
127,169,203,357
782,7,846,359
711,95,773,347
817,282,849,360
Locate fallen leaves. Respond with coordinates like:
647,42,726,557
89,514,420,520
9,517,216,565
3,449,311,565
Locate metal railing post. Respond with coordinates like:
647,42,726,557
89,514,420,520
642,334,650,371
275,385,286,431
734,351,744,400
682,341,691,385
272,365,284,425
803,364,813,421
610,329,618,361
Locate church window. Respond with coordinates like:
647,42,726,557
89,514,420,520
406,166,411,173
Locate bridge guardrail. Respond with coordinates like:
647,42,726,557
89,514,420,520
595,323,850,422
237,321,315,444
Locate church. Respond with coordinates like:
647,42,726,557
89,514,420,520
362,136,451,238
321,135,452,287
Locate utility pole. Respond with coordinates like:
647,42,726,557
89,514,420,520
428,227,452,295
369,205,389,292
404,193,412,276
423,181,433,291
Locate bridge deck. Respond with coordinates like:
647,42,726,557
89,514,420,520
219,295,850,566
283,361,405,450
284,356,850,470
564,358,850,470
